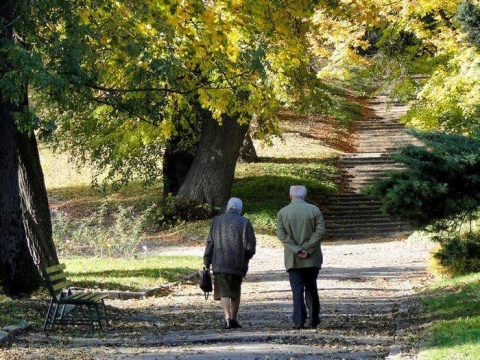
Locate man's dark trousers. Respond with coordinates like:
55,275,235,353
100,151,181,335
288,267,320,328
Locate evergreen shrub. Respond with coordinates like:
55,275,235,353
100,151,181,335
365,131,480,274
456,0,480,50
433,231,480,276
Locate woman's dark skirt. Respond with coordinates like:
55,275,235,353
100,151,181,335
213,273,243,300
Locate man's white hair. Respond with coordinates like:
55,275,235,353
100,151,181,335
226,197,243,214
290,185,307,199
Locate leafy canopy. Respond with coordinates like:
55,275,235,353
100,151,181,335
27,0,347,184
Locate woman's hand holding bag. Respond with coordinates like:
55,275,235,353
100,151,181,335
200,267,213,300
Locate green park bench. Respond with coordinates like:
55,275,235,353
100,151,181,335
42,263,110,332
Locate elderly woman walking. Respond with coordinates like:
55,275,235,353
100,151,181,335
203,197,256,329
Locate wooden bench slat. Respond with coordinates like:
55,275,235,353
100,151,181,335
51,280,73,292
62,292,108,304
48,273,68,282
73,293,102,302
45,263,66,274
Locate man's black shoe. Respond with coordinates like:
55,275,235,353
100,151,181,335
230,319,242,328
310,320,320,329
292,324,305,330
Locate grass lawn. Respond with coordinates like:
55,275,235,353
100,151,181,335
64,255,202,292
419,273,480,359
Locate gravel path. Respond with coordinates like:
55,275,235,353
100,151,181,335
1,95,432,359
3,235,433,359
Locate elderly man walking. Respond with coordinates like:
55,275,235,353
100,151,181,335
276,185,326,329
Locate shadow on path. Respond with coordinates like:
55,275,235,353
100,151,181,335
4,236,432,360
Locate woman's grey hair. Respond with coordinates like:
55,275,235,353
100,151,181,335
290,185,307,199
226,197,243,214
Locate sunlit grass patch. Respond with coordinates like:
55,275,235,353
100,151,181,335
41,145,162,217
234,160,339,233
422,317,480,359
49,182,162,218
64,255,202,292
419,273,480,359
40,146,93,189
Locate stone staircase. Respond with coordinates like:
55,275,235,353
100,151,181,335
324,96,421,240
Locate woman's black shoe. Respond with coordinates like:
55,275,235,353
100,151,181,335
225,318,232,329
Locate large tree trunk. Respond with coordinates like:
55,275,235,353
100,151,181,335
17,129,59,270
177,114,249,209
0,0,45,296
0,100,42,296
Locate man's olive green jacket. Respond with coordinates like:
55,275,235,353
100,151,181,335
276,199,325,271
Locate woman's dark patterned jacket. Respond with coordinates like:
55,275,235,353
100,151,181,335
203,210,256,277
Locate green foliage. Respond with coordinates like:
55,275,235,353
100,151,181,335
327,94,363,127
420,273,480,359
352,0,480,136
433,230,480,276
365,131,480,228
26,0,339,188
145,195,213,231
52,203,147,258
456,0,480,50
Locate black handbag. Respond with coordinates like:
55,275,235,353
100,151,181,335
200,267,213,299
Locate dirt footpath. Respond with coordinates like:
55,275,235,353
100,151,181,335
2,235,433,360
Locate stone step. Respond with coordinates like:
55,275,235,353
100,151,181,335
328,221,410,229
326,214,399,221
325,204,384,210
342,162,401,168
326,197,382,204
341,156,396,163
326,204,384,211
325,229,411,240
342,169,403,175
346,177,389,184
356,125,408,130
328,221,409,229
323,96,414,241
355,143,410,147
327,213,393,219
327,194,382,201
325,201,390,209
355,148,404,153
356,140,412,145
